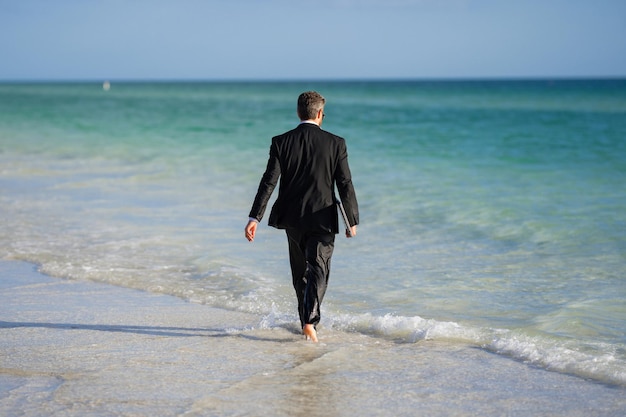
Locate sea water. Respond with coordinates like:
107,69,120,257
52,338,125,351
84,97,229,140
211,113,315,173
1,80,625,387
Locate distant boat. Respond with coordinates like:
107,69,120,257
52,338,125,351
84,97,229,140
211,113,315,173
102,81,111,91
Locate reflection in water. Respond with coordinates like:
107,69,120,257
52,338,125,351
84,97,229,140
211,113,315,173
283,345,339,417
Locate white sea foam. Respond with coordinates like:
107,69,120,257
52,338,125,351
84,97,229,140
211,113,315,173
317,311,626,386
251,293,626,387
487,331,626,386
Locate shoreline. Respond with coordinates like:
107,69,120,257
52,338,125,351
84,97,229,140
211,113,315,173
1,260,625,416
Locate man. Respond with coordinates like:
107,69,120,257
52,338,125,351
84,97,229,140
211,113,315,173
245,91,359,342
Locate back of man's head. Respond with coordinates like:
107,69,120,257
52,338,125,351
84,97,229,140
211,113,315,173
297,91,326,120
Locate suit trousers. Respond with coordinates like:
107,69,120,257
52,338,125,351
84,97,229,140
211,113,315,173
286,228,335,328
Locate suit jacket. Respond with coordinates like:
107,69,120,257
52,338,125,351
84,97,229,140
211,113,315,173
249,123,359,234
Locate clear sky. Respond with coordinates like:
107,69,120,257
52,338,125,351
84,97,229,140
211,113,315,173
1,0,625,81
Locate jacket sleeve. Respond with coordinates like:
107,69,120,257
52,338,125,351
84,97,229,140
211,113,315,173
335,139,359,226
248,140,281,222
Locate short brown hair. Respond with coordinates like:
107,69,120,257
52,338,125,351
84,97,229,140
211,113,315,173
297,91,325,120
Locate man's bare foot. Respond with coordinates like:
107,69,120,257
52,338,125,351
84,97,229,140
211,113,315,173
303,324,318,343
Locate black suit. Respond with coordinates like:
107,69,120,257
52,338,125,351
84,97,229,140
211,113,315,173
249,122,359,328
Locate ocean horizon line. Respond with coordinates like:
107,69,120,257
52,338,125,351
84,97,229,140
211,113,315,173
1,76,625,85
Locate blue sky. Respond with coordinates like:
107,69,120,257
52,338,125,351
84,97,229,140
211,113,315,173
1,0,625,80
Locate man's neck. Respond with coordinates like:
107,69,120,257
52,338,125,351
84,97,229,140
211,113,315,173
299,120,319,126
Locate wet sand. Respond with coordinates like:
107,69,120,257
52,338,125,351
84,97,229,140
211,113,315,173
1,260,624,416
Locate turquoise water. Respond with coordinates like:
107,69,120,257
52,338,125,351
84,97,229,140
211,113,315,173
1,80,625,386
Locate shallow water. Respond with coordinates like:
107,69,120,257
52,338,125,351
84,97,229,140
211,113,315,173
2,261,625,416
1,80,625,387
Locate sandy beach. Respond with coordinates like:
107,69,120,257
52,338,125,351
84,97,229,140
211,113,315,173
1,260,625,416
